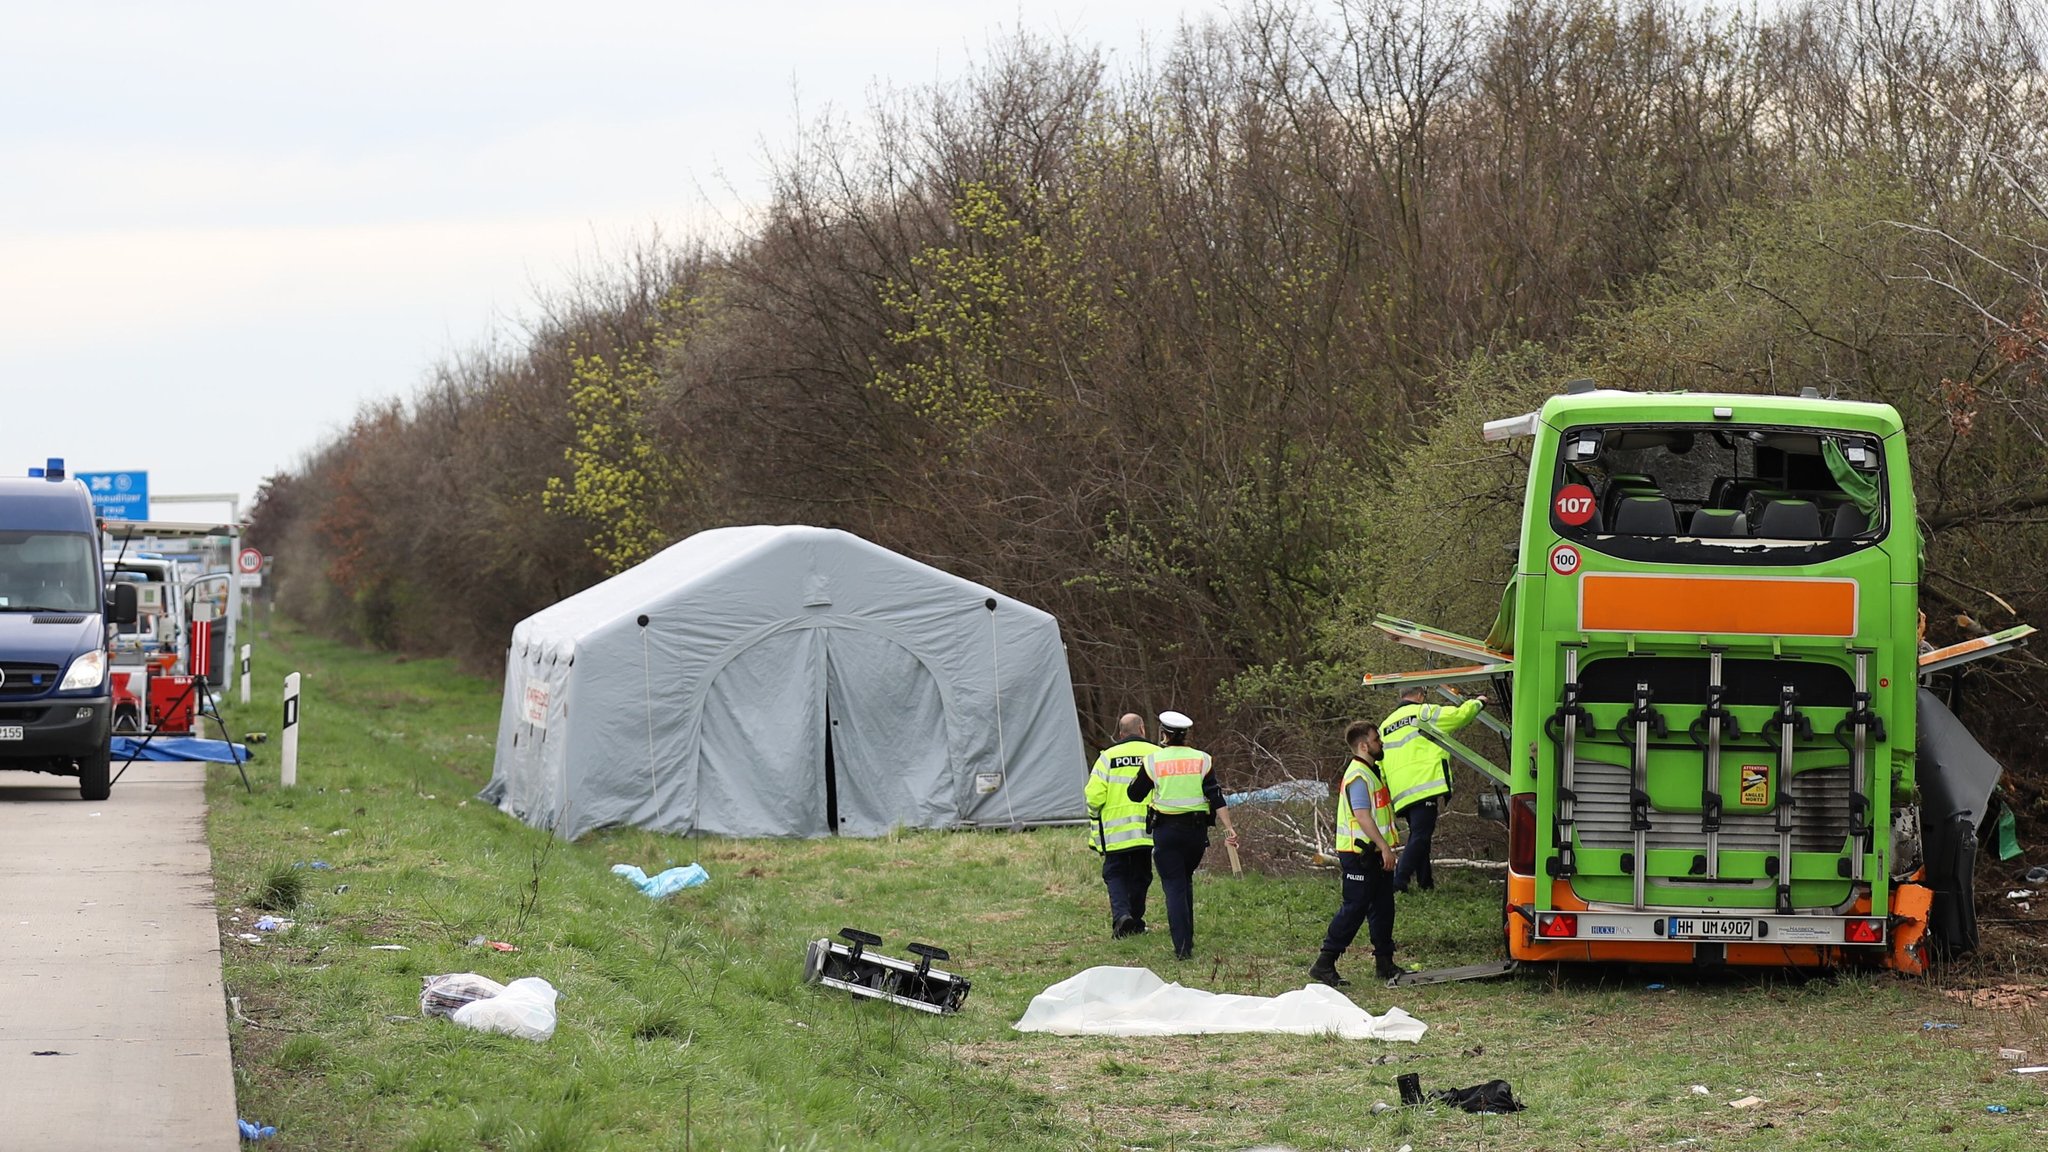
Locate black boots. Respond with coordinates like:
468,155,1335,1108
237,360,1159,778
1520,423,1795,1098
1309,950,1350,987
1112,915,1148,939
1375,957,1402,981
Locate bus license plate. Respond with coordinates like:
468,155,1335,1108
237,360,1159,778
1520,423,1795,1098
0,726,22,741
1667,916,1754,941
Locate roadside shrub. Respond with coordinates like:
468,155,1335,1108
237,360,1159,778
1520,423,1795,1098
254,861,305,911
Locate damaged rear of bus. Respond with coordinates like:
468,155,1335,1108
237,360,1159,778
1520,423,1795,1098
1370,383,2030,972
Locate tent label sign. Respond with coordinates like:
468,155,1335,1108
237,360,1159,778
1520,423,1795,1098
975,772,1002,795
522,682,550,728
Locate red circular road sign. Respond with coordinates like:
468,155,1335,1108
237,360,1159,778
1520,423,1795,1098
1554,483,1598,527
1549,543,1582,576
236,547,264,574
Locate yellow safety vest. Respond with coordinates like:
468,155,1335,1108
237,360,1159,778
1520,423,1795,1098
1336,757,1401,854
1142,744,1212,815
1085,739,1157,853
1379,699,1482,812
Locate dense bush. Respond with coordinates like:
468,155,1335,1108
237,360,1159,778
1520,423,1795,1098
248,0,2048,805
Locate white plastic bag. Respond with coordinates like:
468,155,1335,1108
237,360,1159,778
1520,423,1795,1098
420,973,507,1018
450,976,559,1041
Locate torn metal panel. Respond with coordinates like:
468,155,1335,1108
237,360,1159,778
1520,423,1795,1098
1374,614,1514,665
1917,689,2005,957
1417,720,1512,788
1917,624,2036,675
1361,661,1513,689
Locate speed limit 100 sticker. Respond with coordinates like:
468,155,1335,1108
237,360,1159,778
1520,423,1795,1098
1549,543,1582,576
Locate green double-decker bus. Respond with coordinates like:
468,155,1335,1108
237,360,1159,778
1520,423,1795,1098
1369,382,2030,971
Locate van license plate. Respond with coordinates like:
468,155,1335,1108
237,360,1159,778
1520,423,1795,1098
0,726,22,741
1667,917,1754,941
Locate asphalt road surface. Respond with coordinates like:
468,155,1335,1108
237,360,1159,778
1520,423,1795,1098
0,763,237,1151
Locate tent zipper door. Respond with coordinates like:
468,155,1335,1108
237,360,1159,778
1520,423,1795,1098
824,702,842,835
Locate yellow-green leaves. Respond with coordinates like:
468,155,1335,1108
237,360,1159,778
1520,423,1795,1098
872,181,1101,442
543,305,694,574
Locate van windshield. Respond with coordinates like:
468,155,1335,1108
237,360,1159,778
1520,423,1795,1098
0,532,102,613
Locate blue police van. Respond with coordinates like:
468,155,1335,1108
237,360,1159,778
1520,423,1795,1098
0,462,137,799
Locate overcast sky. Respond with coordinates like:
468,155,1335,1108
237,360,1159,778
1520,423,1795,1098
0,1,1217,521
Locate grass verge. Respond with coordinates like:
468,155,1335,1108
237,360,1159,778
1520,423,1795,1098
206,620,2048,1150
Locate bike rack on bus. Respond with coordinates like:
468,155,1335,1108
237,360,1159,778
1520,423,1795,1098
1764,686,1813,915
1839,647,1885,886
1541,644,1591,880
1620,683,1667,910
1686,647,1741,879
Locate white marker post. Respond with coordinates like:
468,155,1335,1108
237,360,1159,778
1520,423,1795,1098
239,644,251,705
281,672,301,787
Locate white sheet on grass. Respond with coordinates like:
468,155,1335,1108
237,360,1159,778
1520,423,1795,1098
1012,966,1426,1041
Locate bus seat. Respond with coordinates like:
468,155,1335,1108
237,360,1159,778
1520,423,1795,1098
1605,473,1654,504
1688,508,1749,537
1606,487,1662,529
1613,496,1679,535
1757,499,1823,539
1830,504,1870,537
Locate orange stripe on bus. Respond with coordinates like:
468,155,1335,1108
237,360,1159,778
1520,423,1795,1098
1579,574,1857,637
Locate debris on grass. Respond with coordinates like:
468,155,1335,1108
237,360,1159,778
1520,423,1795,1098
1999,1048,2027,1061
422,973,506,1017
369,944,409,951
1691,1085,1711,1096
1922,1021,1960,1030
253,916,292,932
291,861,332,871
1425,1079,1524,1114
1941,985,2048,1010
2014,1066,2048,1076
1986,1104,2010,1114
1224,779,1328,805
236,1118,277,1141
1729,1095,1764,1109
611,862,710,897
421,972,558,1041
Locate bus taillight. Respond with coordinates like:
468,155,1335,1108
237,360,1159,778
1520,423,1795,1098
1509,792,1537,875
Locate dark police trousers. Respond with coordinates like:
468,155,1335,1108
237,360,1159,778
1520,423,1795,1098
1321,849,1395,964
1149,818,1209,958
1101,846,1152,929
1392,798,1438,892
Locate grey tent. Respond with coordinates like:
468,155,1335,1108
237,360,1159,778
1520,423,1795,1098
482,526,1087,839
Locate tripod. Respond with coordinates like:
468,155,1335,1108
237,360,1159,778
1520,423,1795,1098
111,671,252,793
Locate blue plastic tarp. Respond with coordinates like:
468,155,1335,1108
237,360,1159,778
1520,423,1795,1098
111,736,252,764
611,863,710,897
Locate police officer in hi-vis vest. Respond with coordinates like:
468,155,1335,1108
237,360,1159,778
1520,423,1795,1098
1379,686,1487,893
1126,710,1238,961
1084,713,1158,938
1310,720,1401,986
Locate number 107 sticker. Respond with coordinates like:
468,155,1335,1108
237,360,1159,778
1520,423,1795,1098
1549,543,1582,576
